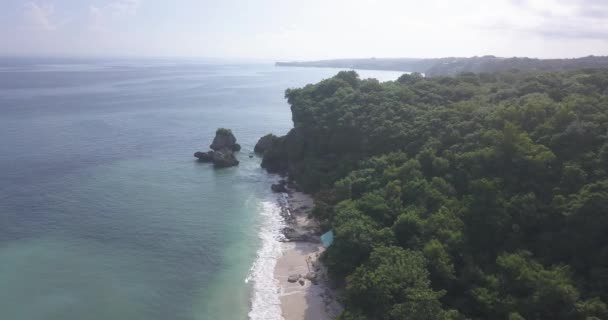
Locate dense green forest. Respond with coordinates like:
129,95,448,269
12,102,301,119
261,69,608,319
276,55,608,77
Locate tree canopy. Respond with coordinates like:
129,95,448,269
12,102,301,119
263,69,608,319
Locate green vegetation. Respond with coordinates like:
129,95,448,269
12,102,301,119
216,127,233,135
263,69,608,319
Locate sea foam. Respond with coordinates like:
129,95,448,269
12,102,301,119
246,200,285,320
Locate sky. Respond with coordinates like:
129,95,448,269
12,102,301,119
1,0,607,60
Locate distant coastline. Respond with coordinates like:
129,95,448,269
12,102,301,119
276,55,608,76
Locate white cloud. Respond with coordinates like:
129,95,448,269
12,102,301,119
89,5,104,32
105,0,141,17
4,0,607,59
505,0,608,39
89,0,142,32
23,2,56,31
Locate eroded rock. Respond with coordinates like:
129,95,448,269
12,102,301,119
254,133,278,154
288,274,301,283
194,128,241,168
305,271,317,281
211,149,239,168
210,128,241,152
194,151,214,162
271,180,288,193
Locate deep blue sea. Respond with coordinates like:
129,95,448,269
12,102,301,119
0,57,403,320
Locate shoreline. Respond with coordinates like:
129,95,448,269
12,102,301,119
273,184,342,320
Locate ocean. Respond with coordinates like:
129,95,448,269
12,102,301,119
0,57,403,320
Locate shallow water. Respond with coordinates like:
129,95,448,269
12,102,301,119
0,57,403,319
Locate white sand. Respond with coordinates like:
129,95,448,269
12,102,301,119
274,192,342,320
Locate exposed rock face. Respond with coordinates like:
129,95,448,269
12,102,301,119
210,128,241,152
211,149,239,168
288,274,301,283
194,128,240,168
194,151,214,162
305,271,317,281
271,180,288,193
260,130,291,174
281,227,320,243
254,134,278,154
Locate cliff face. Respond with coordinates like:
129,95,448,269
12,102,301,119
259,132,289,174
254,133,279,155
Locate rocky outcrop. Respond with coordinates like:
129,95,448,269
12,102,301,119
195,150,239,168
194,128,240,168
260,131,289,174
288,274,301,283
254,134,278,154
210,128,241,152
271,180,288,193
305,271,318,285
305,271,317,281
194,151,214,162
211,149,239,168
281,227,320,243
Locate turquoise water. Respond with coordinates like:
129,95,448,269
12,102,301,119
0,58,403,319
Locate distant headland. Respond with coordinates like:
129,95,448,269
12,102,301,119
276,55,608,76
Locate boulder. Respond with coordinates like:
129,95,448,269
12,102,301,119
288,274,301,283
305,271,317,281
210,128,240,152
212,149,239,168
194,151,214,162
254,134,278,154
299,279,305,286
287,180,300,191
311,260,322,272
305,272,318,285
271,180,288,193
281,227,320,243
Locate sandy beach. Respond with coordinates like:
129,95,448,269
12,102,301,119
274,190,342,320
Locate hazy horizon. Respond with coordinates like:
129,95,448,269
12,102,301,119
2,0,608,60
1,53,607,62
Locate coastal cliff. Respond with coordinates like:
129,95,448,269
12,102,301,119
260,69,608,319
